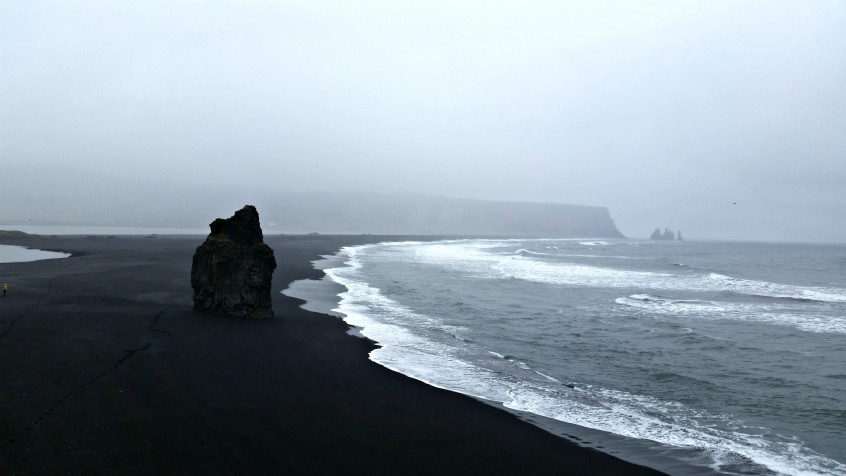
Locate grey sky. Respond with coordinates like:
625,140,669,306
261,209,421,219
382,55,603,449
2,0,845,242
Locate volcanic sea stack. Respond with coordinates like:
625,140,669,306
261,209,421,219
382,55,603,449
191,205,277,318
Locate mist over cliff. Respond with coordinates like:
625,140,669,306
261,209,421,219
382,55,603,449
0,165,622,237
260,192,622,237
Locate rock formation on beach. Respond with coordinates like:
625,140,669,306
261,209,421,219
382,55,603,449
191,205,277,318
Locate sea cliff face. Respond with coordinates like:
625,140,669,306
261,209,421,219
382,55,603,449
0,167,624,237
266,192,624,237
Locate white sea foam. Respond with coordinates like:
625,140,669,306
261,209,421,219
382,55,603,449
618,294,727,314
504,383,845,476
514,248,548,256
616,294,846,334
563,254,644,259
706,273,846,303
322,241,846,476
515,249,640,260
409,241,846,304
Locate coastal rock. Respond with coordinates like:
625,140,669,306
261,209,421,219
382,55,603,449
650,227,677,241
191,205,277,318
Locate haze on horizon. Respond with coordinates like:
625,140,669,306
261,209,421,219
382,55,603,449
2,0,845,242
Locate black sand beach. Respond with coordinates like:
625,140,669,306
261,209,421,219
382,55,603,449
1,234,665,475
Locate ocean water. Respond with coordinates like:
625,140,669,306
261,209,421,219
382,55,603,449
0,225,209,235
286,239,846,476
0,244,71,263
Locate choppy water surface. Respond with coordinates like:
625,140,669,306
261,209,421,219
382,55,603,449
300,239,846,475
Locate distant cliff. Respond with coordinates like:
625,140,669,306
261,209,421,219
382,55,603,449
267,192,624,237
0,166,624,238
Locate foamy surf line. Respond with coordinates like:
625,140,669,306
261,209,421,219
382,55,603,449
616,294,846,334
411,241,846,304
314,240,846,476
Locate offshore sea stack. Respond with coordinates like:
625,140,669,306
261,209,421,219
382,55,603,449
191,205,277,318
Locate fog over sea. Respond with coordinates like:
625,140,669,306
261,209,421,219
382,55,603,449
287,238,846,476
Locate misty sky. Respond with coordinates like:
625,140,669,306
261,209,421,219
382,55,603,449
2,1,846,242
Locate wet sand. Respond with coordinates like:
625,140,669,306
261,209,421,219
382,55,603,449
0,234,665,475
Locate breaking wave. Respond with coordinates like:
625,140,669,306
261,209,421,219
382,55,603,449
314,241,846,476
412,242,846,304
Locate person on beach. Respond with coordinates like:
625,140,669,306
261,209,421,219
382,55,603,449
3,283,6,296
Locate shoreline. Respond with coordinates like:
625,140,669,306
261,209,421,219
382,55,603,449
1,234,665,474
284,240,715,476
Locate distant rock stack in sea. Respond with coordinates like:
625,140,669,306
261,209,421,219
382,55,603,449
191,205,277,318
650,227,683,241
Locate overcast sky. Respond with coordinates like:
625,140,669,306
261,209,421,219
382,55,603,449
2,0,845,242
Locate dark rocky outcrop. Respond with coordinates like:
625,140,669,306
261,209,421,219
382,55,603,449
191,205,277,318
650,227,677,241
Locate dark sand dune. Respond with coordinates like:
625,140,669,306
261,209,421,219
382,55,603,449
0,234,663,475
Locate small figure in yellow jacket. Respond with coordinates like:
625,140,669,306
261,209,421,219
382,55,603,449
3,283,7,296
